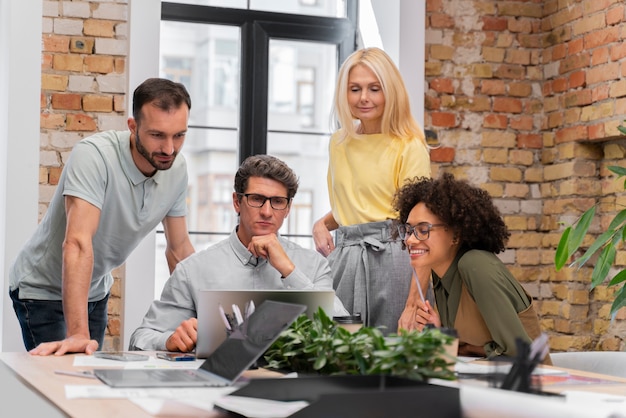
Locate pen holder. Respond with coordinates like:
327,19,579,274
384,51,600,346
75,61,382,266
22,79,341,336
333,314,363,333
441,327,459,360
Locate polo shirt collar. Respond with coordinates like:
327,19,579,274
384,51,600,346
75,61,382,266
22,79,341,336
120,132,162,185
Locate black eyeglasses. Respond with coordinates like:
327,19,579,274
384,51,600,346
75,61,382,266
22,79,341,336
237,193,291,210
397,222,446,241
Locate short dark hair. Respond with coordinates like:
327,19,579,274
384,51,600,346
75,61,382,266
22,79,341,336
132,78,191,122
234,155,299,199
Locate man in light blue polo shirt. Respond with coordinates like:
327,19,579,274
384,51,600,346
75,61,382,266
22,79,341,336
9,78,195,355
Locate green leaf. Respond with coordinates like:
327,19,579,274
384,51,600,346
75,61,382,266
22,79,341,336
574,230,615,268
608,165,626,177
555,227,571,270
608,269,626,287
607,209,626,230
591,245,616,289
610,285,626,317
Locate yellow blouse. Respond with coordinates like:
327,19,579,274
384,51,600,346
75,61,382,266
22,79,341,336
327,131,431,226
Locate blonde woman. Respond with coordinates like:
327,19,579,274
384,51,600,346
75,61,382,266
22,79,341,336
313,47,431,333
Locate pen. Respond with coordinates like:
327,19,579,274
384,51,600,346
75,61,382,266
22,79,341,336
218,304,232,330
232,304,244,325
54,370,97,379
412,267,426,304
244,300,255,319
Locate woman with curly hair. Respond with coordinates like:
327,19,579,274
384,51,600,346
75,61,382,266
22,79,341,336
393,173,546,359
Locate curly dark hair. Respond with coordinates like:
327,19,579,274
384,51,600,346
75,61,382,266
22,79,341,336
392,173,510,253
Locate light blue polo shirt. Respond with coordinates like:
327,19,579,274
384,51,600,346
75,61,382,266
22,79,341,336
9,130,188,301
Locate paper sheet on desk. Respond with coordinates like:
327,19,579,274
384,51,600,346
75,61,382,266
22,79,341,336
461,385,626,418
214,395,309,418
454,360,568,376
73,355,203,369
65,385,235,400
66,385,238,416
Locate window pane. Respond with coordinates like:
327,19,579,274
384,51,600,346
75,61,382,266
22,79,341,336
267,40,336,133
267,133,332,251
250,0,346,17
266,40,336,251
165,0,346,17
158,21,242,295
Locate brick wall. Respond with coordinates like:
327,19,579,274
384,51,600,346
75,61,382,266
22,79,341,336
37,1,626,352
41,0,129,351
426,0,626,351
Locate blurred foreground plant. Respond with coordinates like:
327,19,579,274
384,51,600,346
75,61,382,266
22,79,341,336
263,307,456,381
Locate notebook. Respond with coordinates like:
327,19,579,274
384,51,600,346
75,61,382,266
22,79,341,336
93,300,306,388
196,289,335,358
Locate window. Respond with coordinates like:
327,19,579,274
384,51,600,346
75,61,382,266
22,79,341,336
155,2,357,296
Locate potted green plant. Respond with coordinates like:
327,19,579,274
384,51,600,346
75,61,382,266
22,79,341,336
554,165,626,317
263,307,456,381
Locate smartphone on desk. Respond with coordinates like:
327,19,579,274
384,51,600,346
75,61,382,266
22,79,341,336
93,351,149,362
156,352,196,362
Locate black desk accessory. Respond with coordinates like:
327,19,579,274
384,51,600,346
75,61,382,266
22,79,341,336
226,374,461,418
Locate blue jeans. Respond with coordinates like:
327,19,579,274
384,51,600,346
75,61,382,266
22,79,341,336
10,288,109,351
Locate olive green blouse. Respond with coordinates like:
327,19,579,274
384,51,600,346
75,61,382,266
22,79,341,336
432,248,532,357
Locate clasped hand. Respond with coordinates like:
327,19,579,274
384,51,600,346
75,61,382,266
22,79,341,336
398,299,441,331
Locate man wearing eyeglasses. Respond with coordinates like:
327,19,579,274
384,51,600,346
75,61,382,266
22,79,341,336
129,154,348,352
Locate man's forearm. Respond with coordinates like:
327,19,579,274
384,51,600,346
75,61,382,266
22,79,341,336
62,245,94,338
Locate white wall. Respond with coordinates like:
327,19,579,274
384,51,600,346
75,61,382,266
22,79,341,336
123,0,162,351
1,0,43,351
370,0,426,128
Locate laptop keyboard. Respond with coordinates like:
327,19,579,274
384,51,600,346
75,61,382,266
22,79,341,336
153,369,222,384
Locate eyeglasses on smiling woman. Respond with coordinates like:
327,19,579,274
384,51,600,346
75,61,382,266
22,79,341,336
397,222,447,241
237,193,291,210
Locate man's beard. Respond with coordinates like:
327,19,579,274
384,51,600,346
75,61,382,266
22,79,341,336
135,131,177,171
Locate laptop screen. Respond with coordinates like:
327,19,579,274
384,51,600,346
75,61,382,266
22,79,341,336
199,300,306,381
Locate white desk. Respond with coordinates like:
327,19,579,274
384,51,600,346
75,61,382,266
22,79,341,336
2,352,626,418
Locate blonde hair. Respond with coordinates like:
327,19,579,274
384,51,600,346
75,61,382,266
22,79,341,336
333,47,426,145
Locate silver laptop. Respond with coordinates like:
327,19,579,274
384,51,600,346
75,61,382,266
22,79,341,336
94,300,306,388
196,289,335,358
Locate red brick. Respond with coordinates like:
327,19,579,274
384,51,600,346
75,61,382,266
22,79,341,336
552,78,568,93
66,114,96,131
569,71,586,88
51,93,82,110
42,34,69,53
430,78,455,93
588,123,605,140
493,97,523,113
431,112,456,127
592,84,610,102
484,114,508,129
551,44,567,60
483,16,508,31
430,13,454,29
481,79,506,95
607,5,625,25
568,38,584,55
591,47,609,66
517,133,542,149
555,125,589,143
430,146,455,163
584,27,620,49
510,115,534,131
